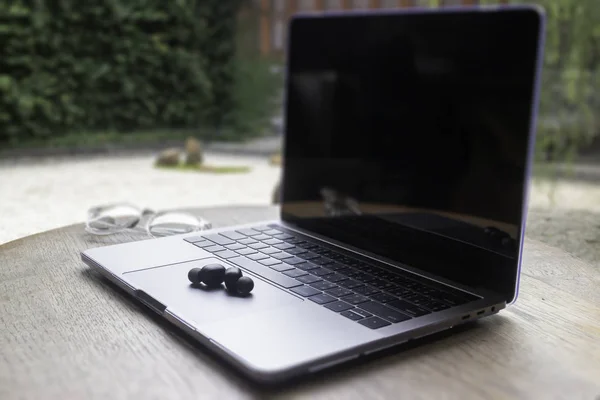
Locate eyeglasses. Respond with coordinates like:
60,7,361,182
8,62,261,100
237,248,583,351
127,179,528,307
85,203,212,238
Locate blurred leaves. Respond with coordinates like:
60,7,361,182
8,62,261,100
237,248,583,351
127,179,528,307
528,0,600,160
0,0,250,144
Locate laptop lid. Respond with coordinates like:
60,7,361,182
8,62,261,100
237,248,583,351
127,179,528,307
280,6,544,304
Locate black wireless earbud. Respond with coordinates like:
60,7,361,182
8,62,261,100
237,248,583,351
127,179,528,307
224,267,254,296
188,264,225,288
189,264,253,295
224,267,243,291
235,276,254,296
188,267,202,284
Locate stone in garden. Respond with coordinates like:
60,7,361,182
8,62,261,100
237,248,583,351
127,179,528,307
185,137,203,165
156,148,181,166
272,181,281,204
269,153,282,166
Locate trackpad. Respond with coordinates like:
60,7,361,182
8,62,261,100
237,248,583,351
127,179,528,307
124,258,300,325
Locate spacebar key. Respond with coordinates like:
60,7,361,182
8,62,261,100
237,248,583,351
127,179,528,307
229,257,302,289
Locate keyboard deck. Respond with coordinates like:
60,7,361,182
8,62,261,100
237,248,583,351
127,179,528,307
184,224,478,329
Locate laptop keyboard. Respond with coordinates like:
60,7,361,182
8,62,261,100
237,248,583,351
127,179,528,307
184,224,478,329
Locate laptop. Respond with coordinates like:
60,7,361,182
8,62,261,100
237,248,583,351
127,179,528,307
82,5,545,384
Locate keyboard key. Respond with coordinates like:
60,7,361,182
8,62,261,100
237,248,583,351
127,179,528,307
258,258,282,267
235,247,257,256
311,247,328,255
352,308,373,318
291,285,321,297
274,243,294,250
225,243,245,251
238,238,258,245
220,231,246,240
388,300,431,317
203,234,235,246
262,229,281,236
229,257,302,289
213,250,238,259
286,247,307,255
184,236,206,243
286,238,306,245
269,263,295,272
421,300,451,312
204,245,225,253
295,262,318,271
283,269,308,278
343,294,369,305
272,233,293,240
271,252,294,260
403,293,430,305
353,272,376,283
311,257,333,266
359,316,391,330
323,273,348,283
285,257,307,266
359,302,411,324
373,270,394,280
309,293,337,305
408,282,429,293
338,279,363,289
248,242,269,250
421,287,443,297
298,252,319,260
311,267,333,277
389,287,414,297
260,246,281,255
253,234,271,241
236,228,261,236
252,225,272,232
353,285,380,296
264,238,283,246
311,281,337,291
340,310,364,321
370,279,396,290
326,287,354,298
371,293,397,303
296,274,322,284
247,252,269,261
326,263,347,271
431,303,452,312
337,267,358,277
325,301,354,313
346,259,361,267
440,292,473,306
192,240,213,249
390,275,411,285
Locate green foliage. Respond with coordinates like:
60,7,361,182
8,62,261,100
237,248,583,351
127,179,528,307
0,0,260,145
523,0,600,160
198,0,242,134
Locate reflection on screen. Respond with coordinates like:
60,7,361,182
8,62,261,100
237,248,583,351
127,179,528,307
282,9,542,301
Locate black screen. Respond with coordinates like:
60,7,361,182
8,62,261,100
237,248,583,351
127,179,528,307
281,8,543,303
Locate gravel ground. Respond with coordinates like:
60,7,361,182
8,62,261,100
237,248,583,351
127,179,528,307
525,208,600,266
1,153,598,267
0,152,280,244
526,177,600,266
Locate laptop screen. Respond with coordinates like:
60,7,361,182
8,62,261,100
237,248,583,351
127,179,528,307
281,8,543,303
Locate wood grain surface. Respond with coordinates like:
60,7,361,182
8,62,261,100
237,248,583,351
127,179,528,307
1,206,599,400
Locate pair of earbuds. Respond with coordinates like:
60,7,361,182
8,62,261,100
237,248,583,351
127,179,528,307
188,264,254,296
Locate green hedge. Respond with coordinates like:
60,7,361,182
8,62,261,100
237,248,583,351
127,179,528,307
0,0,245,144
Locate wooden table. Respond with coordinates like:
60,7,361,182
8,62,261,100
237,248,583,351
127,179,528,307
1,206,599,400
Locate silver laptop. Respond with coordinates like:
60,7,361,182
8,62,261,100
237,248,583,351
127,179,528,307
82,5,545,384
